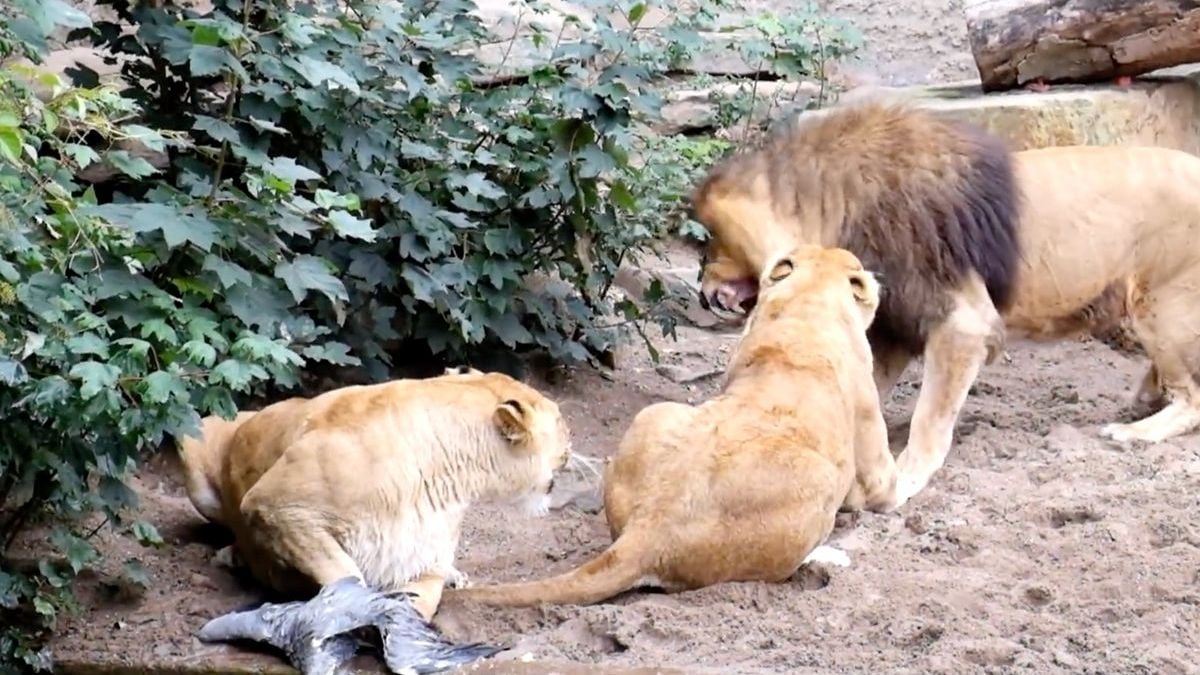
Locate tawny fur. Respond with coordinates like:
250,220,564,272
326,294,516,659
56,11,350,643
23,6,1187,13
174,368,573,619
691,99,1200,503
445,246,900,608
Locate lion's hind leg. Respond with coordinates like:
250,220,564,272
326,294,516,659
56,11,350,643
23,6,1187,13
1100,277,1200,444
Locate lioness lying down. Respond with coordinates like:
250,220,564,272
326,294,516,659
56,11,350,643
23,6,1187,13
175,368,573,674
448,246,899,607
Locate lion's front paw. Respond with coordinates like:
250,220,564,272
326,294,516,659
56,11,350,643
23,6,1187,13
1099,422,1164,444
445,568,471,590
1099,422,1132,443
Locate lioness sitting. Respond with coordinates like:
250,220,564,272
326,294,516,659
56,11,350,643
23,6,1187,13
446,246,899,607
175,367,573,672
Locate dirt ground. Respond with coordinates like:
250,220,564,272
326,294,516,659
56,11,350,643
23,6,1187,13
48,245,1200,675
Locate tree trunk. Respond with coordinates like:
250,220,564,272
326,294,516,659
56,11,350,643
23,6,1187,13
964,0,1200,92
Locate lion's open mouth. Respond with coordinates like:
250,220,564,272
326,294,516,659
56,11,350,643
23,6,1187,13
702,278,759,319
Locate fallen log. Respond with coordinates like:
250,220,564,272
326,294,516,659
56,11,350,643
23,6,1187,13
964,0,1200,92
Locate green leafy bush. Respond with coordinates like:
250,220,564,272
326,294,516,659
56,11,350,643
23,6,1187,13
0,0,860,670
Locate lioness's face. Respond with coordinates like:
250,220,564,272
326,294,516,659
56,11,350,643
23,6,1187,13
521,401,573,515
756,245,883,326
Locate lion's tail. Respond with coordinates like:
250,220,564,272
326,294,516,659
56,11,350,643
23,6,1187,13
176,412,257,525
454,533,651,607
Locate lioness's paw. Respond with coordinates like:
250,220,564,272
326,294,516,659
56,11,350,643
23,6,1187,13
211,545,240,569
802,545,851,568
445,568,471,589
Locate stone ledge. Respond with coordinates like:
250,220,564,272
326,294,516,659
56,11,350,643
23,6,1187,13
909,74,1200,154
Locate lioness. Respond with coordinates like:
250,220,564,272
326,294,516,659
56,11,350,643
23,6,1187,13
692,100,1200,505
175,367,573,620
446,246,899,607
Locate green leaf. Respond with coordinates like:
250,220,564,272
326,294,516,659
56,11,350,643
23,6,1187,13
132,521,165,548
63,143,100,168
290,55,361,95
51,529,98,574
181,340,218,367
274,255,348,305
627,2,647,23
0,129,23,164
576,146,617,178
247,116,290,135
446,172,506,200
142,371,189,404
265,157,322,183
138,318,179,343
189,22,222,46
314,190,360,211
37,560,70,590
400,139,443,161
89,203,219,251
36,0,92,29
105,150,159,179
193,115,240,144
327,210,377,242
66,333,110,358
202,255,252,288
610,180,637,209
69,361,120,399
0,257,18,282
189,44,245,79
490,312,534,347
32,596,55,620
123,560,152,588
122,124,168,152
483,228,522,255
0,358,28,385
301,342,362,366
211,358,268,391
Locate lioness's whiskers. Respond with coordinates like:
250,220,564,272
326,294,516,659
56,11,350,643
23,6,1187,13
565,452,603,485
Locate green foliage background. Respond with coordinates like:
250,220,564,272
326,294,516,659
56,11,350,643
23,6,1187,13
0,0,860,669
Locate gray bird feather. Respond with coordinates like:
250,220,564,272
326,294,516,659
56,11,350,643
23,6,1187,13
198,576,502,675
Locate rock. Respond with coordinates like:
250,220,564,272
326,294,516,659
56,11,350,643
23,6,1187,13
1054,650,1081,668
654,363,721,385
555,486,604,514
831,75,1200,156
918,77,1200,154
611,263,726,329
964,0,1200,92
656,81,823,135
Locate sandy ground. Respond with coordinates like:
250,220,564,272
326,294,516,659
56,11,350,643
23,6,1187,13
43,243,1200,675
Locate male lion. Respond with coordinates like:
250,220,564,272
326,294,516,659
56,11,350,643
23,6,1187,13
692,100,1200,505
445,245,899,608
175,367,572,673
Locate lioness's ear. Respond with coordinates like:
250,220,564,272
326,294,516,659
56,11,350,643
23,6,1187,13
494,399,531,444
847,270,878,304
763,257,794,286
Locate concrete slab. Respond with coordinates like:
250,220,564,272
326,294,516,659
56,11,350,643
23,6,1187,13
911,75,1200,154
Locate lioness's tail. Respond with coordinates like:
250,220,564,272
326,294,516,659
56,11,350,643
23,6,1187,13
453,534,650,607
175,412,258,525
